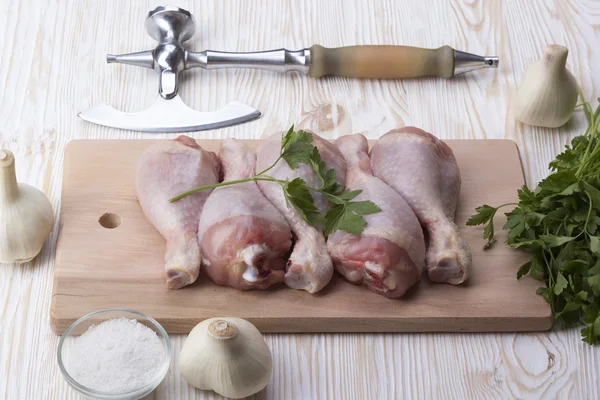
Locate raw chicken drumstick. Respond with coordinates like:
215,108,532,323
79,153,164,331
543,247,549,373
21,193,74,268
198,139,292,290
136,136,220,289
256,131,346,293
370,127,471,284
328,134,426,297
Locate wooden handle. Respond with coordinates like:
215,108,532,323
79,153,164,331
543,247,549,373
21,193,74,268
309,45,455,79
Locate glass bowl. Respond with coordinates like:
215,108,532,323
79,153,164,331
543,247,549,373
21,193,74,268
57,308,172,400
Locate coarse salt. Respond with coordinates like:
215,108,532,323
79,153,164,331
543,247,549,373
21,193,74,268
68,317,166,393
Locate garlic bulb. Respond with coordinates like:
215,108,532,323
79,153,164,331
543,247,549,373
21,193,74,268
513,44,578,128
179,317,272,399
0,149,55,264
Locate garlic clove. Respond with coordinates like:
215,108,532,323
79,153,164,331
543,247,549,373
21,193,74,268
513,44,579,128
179,317,272,399
0,149,55,264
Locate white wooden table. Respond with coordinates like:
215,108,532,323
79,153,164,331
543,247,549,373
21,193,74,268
1,0,600,398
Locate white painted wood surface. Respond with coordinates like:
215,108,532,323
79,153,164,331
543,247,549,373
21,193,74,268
1,0,599,398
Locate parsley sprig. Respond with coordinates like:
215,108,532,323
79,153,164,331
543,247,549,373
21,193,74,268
170,126,381,235
467,92,600,345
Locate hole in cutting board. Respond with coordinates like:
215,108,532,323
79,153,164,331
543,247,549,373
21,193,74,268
99,213,122,229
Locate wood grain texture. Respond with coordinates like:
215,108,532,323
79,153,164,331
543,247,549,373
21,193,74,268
51,139,551,335
1,0,599,399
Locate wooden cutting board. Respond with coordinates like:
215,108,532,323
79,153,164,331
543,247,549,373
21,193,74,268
51,139,552,334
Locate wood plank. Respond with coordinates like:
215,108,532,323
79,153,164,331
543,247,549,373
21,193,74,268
50,138,551,334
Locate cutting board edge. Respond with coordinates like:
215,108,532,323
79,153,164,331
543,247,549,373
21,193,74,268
49,310,553,335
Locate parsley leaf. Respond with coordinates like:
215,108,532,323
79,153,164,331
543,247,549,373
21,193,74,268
466,204,517,249
338,190,362,201
309,148,341,194
591,236,600,255
516,261,531,280
282,178,322,226
280,126,314,169
583,181,600,208
554,273,568,295
588,274,600,296
323,200,382,236
466,205,497,226
541,235,577,248
469,95,600,345
347,200,382,215
582,305,600,345
308,145,381,236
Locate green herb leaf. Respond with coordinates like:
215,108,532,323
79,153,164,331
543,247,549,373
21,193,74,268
483,223,496,250
323,200,382,236
590,259,600,276
471,97,600,345
282,178,322,226
335,210,369,235
307,144,382,236
536,170,578,196
509,239,544,250
554,273,568,295
590,236,600,255
541,235,576,248
525,212,546,227
536,287,553,304
505,211,526,240
468,204,520,250
338,190,362,201
309,148,339,192
582,182,600,208
556,241,576,267
517,185,539,204
324,205,364,236
323,205,345,236
516,261,531,280
582,307,600,344
555,301,581,319
587,216,600,234
577,291,589,301
466,205,497,226
562,260,588,275
529,253,547,281
322,189,363,205
322,192,345,205
280,128,315,169
588,274,600,296
347,201,382,215
559,182,580,196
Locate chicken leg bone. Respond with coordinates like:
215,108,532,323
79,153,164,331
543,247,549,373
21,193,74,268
198,139,292,290
256,131,346,293
370,127,471,284
136,136,220,289
328,134,426,297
